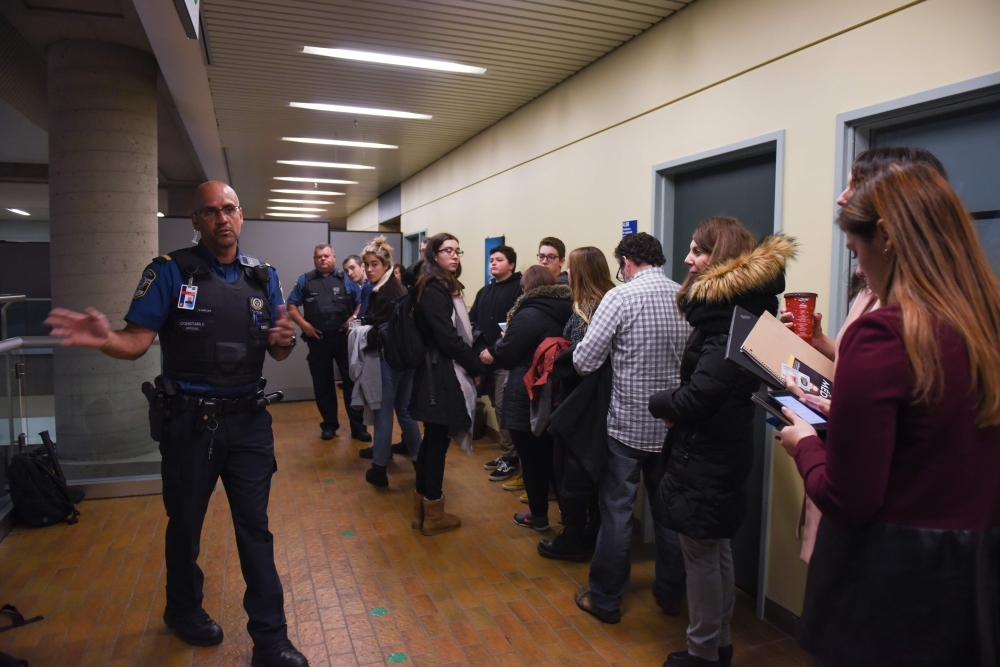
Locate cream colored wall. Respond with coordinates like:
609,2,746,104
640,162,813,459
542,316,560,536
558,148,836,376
358,0,1000,615
346,199,379,231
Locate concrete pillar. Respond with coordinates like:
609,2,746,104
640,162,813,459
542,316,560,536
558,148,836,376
48,41,160,474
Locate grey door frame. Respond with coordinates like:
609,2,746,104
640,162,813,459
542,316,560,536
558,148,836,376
649,130,785,619
403,229,427,266
830,71,1000,333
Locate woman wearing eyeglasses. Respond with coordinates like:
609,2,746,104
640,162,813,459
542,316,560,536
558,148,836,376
409,233,485,535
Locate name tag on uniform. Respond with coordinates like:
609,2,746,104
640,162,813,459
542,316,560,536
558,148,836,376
177,285,198,310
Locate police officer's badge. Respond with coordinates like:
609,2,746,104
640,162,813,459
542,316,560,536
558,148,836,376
133,268,156,299
250,297,264,311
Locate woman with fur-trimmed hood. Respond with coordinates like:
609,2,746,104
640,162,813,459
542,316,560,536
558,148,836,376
649,218,796,667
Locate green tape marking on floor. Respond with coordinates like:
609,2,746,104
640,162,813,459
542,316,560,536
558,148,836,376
322,478,333,483
370,607,387,617
387,652,407,663
341,530,355,536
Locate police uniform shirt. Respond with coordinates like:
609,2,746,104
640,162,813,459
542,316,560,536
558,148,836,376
286,272,361,318
126,242,284,397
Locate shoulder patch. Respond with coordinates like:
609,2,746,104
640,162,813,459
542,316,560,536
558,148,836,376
239,254,262,268
152,254,171,265
133,267,156,299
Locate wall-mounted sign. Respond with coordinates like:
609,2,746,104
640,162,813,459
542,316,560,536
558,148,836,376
622,220,638,237
485,236,505,286
172,0,200,39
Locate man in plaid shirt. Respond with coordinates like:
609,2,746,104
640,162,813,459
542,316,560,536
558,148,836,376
572,232,690,624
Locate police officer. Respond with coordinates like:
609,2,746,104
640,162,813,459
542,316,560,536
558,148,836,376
45,182,309,667
286,244,371,441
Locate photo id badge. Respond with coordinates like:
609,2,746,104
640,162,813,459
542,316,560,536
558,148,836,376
178,284,198,310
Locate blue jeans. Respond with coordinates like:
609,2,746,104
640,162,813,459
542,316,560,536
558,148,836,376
588,435,686,612
372,359,422,466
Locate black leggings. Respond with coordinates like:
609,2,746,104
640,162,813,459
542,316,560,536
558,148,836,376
415,422,450,501
510,428,555,519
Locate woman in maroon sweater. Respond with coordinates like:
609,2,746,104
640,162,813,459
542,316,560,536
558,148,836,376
779,163,1000,667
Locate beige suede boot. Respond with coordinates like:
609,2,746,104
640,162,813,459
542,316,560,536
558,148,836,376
412,491,424,530
421,496,461,536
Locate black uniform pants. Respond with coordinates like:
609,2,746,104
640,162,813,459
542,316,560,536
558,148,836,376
159,406,286,644
305,332,364,434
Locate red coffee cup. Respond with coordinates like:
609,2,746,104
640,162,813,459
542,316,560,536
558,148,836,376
785,293,818,343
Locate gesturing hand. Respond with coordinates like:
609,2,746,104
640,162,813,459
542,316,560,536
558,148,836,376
45,307,112,349
269,305,295,347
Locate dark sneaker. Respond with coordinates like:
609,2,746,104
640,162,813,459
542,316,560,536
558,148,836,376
719,645,733,667
513,512,550,531
251,638,310,667
663,650,720,666
320,428,336,440
483,456,503,470
163,607,224,647
352,430,372,442
654,591,685,616
365,464,388,488
574,588,620,624
391,442,410,456
488,459,519,481
358,446,377,459
537,530,588,562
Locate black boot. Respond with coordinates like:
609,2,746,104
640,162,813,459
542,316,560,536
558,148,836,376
366,463,388,488
251,639,309,666
352,429,372,442
537,526,588,562
390,442,409,456
663,651,720,666
163,607,224,647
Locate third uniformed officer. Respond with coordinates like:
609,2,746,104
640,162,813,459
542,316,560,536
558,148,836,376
45,182,309,667
286,244,371,441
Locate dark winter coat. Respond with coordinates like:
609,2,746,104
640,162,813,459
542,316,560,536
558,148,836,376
470,272,523,348
492,284,573,432
548,347,612,490
648,235,796,539
362,274,407,349
409,280,485,428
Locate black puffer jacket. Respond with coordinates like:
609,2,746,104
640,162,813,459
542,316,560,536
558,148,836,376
492,284,573,431
409,280,485,428
649,235,796,539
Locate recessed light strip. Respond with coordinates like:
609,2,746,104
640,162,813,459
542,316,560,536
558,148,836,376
267,206,328,212
283,137,397,149
290,102,431,120
303,46,486,75
266,212,320,218
275,176,357,185
269,199,335,205
277,160,374,170
6,208,30,216
272,189,344,196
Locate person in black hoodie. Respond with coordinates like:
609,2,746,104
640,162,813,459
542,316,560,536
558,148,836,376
410,233,485,536
649,218,796,667
492,265,573,531
470,245,523,482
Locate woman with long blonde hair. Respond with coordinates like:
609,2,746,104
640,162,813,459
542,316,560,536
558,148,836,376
563,247,616,344
779,163,1000,666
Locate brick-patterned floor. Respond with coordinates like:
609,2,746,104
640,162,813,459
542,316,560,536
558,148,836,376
0,400,817,666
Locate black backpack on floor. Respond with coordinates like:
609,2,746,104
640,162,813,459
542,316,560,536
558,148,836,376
8,431,83,527
379,290,427,372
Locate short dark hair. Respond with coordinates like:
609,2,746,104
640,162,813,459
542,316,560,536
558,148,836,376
490,245,517,267
520,265,556,292
343,254,362,268
614,232,665,268
851,147,947,188
538,237,565,259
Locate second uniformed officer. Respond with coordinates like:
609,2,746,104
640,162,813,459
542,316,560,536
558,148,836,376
45,182,309,667
286,244,371,441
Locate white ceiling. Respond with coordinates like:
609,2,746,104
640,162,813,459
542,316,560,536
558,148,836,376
202,0,694,225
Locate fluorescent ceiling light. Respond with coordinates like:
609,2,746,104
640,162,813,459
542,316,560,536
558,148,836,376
6,208,29,216
272,189,344,196
303,46,486,75
283,137,397,149
275,176,357,185
290,102,431,120
156,212,164,217
269,199,335,205
277,159,374,170
266,212,320,218
267,206,328,212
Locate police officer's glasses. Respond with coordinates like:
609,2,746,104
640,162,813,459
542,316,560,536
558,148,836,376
194,205,242,220
437,248,464,257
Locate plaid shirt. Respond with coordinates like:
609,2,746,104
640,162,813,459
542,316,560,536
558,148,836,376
573,267,690,451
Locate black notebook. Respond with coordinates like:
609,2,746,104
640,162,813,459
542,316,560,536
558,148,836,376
725,306,783,390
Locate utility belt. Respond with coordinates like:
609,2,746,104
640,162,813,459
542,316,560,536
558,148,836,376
141,376,283,442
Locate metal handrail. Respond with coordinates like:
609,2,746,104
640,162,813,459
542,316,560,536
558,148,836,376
1,336,62,452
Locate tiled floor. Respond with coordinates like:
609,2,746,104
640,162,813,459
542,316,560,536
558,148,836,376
0,400,818,666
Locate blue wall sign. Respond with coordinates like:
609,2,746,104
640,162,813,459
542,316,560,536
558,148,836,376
484,236,505,286
622,220,638,237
